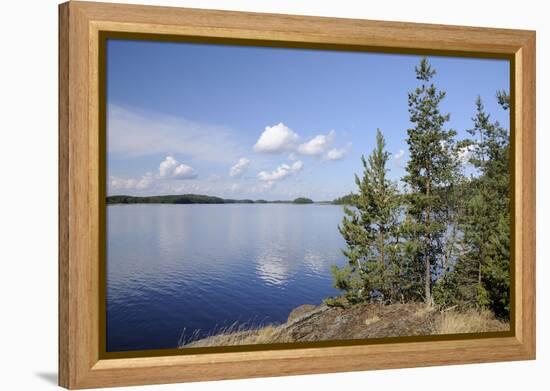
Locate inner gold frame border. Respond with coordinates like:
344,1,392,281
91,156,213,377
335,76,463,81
59,1,536,389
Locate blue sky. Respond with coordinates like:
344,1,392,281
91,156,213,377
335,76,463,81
106,39,509,201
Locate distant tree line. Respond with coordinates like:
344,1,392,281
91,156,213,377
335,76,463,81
293,197,314,204
107,194,315,205
331,58,510,320
107,194,227,204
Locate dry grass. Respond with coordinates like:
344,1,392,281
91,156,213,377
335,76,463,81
436,309,509,334
414,304,436,318
179,323,293,348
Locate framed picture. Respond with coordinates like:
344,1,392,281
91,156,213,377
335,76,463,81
59,1,536,389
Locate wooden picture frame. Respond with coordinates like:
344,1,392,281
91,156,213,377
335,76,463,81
59,1,536,389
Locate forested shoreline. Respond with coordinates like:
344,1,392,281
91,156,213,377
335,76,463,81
330,58,510,321
107,194,316,205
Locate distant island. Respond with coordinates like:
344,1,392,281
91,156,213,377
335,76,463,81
106,194,329,205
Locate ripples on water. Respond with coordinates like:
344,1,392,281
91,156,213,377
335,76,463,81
107,204,346,351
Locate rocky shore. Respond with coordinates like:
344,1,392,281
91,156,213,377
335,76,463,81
181,302,508,348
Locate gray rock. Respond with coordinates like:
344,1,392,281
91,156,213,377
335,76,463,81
287,304,317,323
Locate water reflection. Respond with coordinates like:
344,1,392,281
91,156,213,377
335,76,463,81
107,204,346,351
255,251,290,286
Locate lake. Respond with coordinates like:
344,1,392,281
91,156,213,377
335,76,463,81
107,203,347,351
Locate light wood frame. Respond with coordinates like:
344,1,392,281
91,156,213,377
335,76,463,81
59,1,536,389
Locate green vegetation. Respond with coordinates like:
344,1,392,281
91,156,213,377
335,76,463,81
292,197,314,204
332,193,358,205
107,194,317,205
106,194,225,204
223,198,254,204
331,58,510,321
401,58,461,305
332,129,402,304
433,95,511,318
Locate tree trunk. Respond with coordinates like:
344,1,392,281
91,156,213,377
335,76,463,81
478,259,482,285
425,161,432,305
424,254,431,304
379,226,385,299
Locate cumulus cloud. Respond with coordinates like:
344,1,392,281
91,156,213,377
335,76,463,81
173,163,196,179
229,157,251,177
258,160,303,182
136,174,155,189
458,145,476,163
253,123,351,163
109,176,137,192
253,123,299,153
298,130,335,156
109,173,154,192
325,148,346,161
109,156,198,194
158,156,178,177
324,143,352,161
159,156,197,179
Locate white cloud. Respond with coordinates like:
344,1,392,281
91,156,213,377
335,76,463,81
109,173,154,192
325,148,346,161
459,145,475,163
298,130,335,156
394,149,405,161
173,163,196,179
229,157,251,177
158,156,178,177
253,123,350,162
159,156,197,179
291,160,304,171
135,173,154,190
324,143,352,161
258,160,303,182
296,130,350,160
253,123,299,153
109,176,137,192
109,156,198,194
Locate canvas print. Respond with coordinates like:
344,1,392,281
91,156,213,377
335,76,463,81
105,40,511,352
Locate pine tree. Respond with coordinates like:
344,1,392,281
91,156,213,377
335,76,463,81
434,95,510,318
466,95,510,316
458,97,496,307
402,58,460,305
332,129,401,304
485,91,511,318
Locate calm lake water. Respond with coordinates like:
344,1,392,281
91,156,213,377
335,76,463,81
107,204,346,352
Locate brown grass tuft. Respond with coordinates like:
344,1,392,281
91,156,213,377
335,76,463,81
436,309,509,334
414,304,436,318
180,324,293,348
